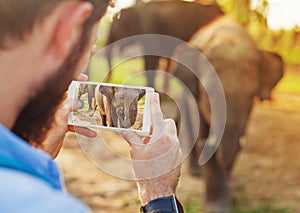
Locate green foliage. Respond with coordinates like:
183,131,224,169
88,57,109,82
216,0,300,65
88,57,190,93
96,1,300,65
231,205,295,213
216,0,234,15
275,70,300,93
88,56,146,85
95,16,112,47
180,197,295,213
182,199,201,213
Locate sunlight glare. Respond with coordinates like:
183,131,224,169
252,0,300,30
114,0,136,9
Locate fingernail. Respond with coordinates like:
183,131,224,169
78,73,88,81
81,2,93,19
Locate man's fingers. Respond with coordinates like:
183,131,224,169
150,93,164,139
150,93,163,117
68,125,97,138
71,99,82,112
78,73,88,81
164,119,177,137
63,98,81,112
120,130,142,145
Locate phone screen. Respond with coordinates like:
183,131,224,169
68,81,154,135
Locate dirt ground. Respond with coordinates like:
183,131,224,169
56,66,300,213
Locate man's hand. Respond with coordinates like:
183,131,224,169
39,74,97,158
40,97,96,158
121,93,182,206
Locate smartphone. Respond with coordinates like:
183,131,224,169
68,81,154,135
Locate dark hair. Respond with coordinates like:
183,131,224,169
0,0,110,49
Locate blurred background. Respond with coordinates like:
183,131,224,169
56,0,300,212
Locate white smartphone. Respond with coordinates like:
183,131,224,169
68,81,154,135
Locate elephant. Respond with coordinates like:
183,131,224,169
78,83,96,110
105,0,224,87
170,16,284,213
93,85,146,128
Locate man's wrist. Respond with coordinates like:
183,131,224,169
137,168,180,206
137,182,175,206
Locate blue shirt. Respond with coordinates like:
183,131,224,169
0,123,91,213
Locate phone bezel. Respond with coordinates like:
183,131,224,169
68,81,154,135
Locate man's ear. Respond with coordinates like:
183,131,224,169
46,1,93,61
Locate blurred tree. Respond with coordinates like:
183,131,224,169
106,0,300,64
199,0,299,63
292,26,300,47
216,0,251,25
251,0,268,30
271,29,284,48
233,0,251,26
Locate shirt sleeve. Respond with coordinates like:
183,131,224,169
0,168,92,213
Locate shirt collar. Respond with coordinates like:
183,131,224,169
0,123,63,190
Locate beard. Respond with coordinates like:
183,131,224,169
11,0,109,145
12,64,73,145
12,32,91,145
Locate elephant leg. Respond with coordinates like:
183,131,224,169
104,72,113,83
218,127,241,173
162,58,173,93
77,93,82,100
202,152,231,213
87,85,95,111
83,62,91,77
104,45,113,83
188,111,209,177
87,94,93,110
144,55,160,88
202,127,241,213
111,107,118,127
189,139,202,177
99,113,106,126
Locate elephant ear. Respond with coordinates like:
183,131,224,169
99,86,115,101
258,51,284,101
79,83,88,92
129,99,138,126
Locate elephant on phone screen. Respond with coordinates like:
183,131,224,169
93,85,145,128
77,84,96,110
105,0,224,87
170,16,284,213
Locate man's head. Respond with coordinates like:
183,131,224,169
0,0,109,144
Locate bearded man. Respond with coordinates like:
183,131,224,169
0,0,183,212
